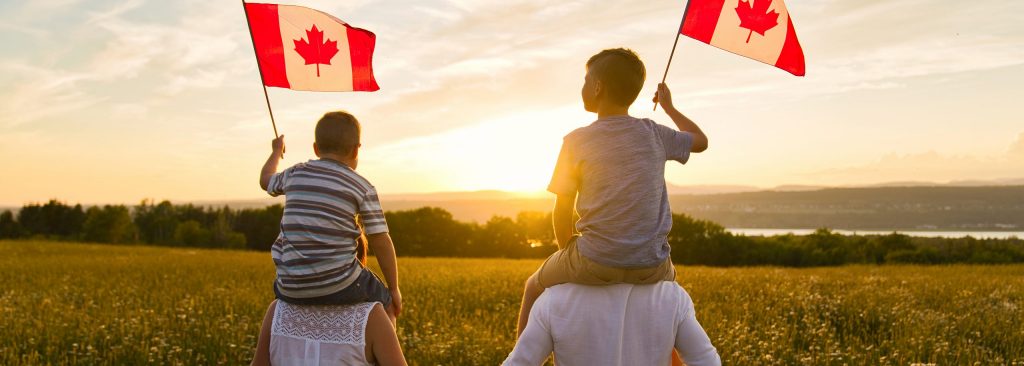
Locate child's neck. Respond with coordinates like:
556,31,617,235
596,104,630,119
319,154,355,169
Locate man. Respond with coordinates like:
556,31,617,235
505,282,720,366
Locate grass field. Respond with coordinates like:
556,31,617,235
1,240,1023,365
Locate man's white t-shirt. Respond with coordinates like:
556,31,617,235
504,281,721,366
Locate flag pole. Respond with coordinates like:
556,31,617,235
655,2,692,111
241,0,280,138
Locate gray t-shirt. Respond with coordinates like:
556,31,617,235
548,115,694,268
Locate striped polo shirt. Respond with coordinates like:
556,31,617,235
266,159,389,299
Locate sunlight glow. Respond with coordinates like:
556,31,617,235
360,105,590,194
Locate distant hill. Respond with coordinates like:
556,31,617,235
665,184,761,195
175,183,1024,230
670,186,1024,231
374,186,1024,231
12,181,1019,231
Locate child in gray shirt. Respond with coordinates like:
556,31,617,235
517,48,709,336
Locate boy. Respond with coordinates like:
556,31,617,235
517,48,709,335
260,111,402,323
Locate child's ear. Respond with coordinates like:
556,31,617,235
351,144,361,159
313,143,321,157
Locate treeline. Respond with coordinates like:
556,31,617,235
2,200,1023,266
0,200,279,250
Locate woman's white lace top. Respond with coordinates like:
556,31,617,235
271,301,378,366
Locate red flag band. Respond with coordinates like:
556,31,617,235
681,0,805,76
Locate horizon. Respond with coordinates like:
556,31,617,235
2,0,1023,206
3,178,1024,208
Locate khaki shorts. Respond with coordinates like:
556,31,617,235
532,237,676,288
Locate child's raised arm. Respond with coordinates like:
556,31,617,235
653,84,709,153
259,135,285,190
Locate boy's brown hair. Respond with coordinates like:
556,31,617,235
586,48,647,107
315,111,361,155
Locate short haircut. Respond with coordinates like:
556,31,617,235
315,111,361,155
586,48,647,107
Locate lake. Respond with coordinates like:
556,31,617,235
727,228,1023,239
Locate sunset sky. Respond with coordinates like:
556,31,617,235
1,0,1022,206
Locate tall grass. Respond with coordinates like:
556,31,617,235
1,240,1022,365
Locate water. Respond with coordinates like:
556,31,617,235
727,228,1023,239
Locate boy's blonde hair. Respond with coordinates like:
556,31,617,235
586,48,646,106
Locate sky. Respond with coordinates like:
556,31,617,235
1,0,1022,206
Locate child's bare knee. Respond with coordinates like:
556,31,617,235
524,275,544,296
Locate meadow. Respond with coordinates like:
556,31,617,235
1,240,1022,365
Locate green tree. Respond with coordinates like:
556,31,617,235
134,200,179,245
479,216,528,258
515,211,555,248
173,220,210,247
386,207,473,256
210,208,246,249
82,205,137,244
0,210,23,239
17,200,85,239
234,205,283,251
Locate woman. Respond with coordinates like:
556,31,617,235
251,235,407,366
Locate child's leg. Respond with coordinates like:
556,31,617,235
358,269,397,327
516,272,545,337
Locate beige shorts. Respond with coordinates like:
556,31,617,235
532,237,676,288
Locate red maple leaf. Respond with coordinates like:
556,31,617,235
735,0,779,43
293,25,339,77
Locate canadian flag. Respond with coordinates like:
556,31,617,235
681,0,805,76
244,3,379,92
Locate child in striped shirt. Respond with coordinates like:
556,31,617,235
259,111,402,323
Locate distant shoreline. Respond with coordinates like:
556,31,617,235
727,228,1023,239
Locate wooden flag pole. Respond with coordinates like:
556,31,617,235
655,2,692,111
241,0,280,138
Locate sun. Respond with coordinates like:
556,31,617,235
362,106,588,195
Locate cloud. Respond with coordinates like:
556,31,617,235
0,62,104,128
0,1,256,129
88,3,244,82
86,0,144,24
1010,133,1024,156
345,0,677,144
0,21,47,37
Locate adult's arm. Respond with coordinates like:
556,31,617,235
503,299,554,366
250,300,277,366
366,303,408,366
674,292,721,366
